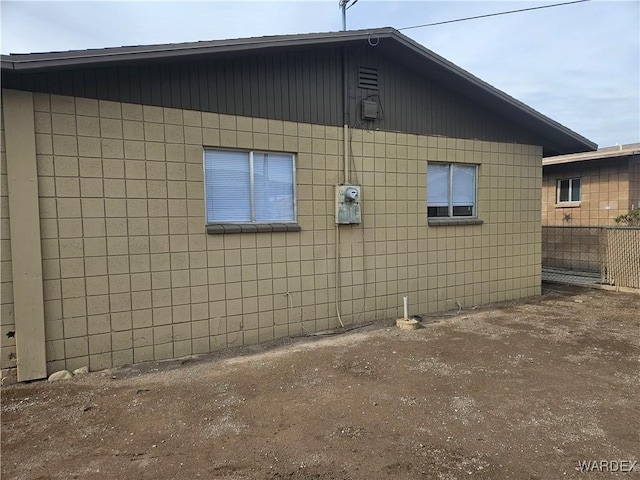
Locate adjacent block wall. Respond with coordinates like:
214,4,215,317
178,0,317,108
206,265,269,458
1,91,543,379
542,160,632,226
630,159,640,210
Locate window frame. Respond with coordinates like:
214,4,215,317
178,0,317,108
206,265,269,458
203,148,298,230
556,177,581,204
427,162,479,220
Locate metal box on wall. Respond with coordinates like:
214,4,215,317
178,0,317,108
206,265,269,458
335,184,361,224
361,100,379,121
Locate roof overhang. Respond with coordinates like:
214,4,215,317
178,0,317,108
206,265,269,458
1,28,597,156
1,30,389,71
543,143,640,166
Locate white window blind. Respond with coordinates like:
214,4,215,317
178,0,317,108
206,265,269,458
254,153,295,222
452,164,476,207
427,163,450,207
428,162,478,218
204,149,295,224
205,150,251,223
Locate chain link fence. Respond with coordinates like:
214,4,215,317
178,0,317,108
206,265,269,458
542,226,640,289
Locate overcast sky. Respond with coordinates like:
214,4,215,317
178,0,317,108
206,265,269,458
1,0,638,149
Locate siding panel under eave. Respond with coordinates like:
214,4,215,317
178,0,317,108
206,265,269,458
189,62,200,112
234,58,245,117
285,52,296,121
329,49,339,126
2,72,20,90
197,61,209,113
239,57,250,118
107,67,120,101
247,57,258,119
311,51,322,126
60,70,74,97
265,56,276,121
3,45,543,146
118,67,131,104
222,59,233,115
272,55,284,122
84,69,97,99
207,62,218,113
169,63,180,108
129,66,141,105
19,72,35,93
302,53,311,124
157,64,169,106
48,70,62,96
278,54,290,122
72,70,85,98
93,68,106,102
139,66,151,105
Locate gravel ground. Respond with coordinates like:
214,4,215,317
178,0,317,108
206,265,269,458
2,283,639,480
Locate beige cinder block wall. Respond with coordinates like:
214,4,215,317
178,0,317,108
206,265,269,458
542,163,632,226
1,91,542,378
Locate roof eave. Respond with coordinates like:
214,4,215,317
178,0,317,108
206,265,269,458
380,32,597,155
1,28,396,71
1,27,596,155
543,146,640,166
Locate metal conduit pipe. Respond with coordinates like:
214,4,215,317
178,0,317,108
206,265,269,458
334,44,349,329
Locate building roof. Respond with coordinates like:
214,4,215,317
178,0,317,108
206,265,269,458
543,142,640,166
1,27,597,156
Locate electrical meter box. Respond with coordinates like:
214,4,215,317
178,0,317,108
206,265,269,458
361,100,379,121
335,184,361,224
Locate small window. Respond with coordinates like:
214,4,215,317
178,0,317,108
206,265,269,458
204,149,296,224
427,163,477,218
557,178,581,203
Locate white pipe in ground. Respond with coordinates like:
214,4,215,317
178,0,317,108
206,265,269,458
397,295,420,330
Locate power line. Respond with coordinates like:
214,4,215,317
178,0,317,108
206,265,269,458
398,0,592,31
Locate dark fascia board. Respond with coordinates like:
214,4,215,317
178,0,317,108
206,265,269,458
0,27,596,155
0,29,398,70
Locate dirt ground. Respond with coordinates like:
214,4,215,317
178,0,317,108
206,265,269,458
2,284,639,480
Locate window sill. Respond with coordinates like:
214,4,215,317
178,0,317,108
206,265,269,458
206,223,301,234
428,217,484,226
555,202,581,208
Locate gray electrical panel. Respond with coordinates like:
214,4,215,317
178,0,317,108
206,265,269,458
335,184,361,224
361,100,378,121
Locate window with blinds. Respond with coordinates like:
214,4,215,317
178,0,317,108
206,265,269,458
427,163,477,218
204,149,296,224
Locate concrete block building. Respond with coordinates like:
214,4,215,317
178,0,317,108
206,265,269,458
542,143,640,226
1,28,595,383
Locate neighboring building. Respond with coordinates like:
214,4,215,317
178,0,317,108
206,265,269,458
542,143,640,226
0,28,595,383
